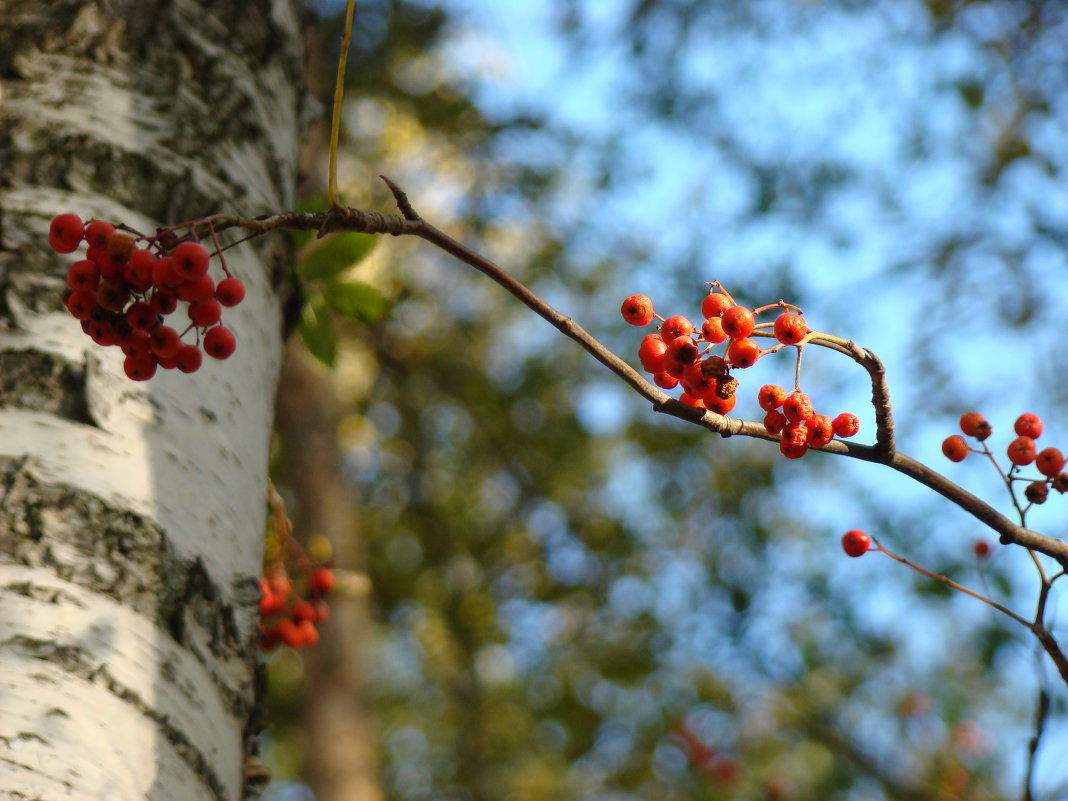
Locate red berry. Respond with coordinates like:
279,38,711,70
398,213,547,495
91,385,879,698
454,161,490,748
123,354,158,382
620,294,655,326
120,330,152,360
49,214,85,253
700,292,733,319
291,600,317,622
1014,413,1043,439
172,241,211,280
296,619,319,647
1007,436,1037,466
188,298,222,327
150,290,178,315
973,540,991,558
84,220,116,250
124,249,157,292
705,393,736,415
832,413,860,438
153,256,183,289
311,567,336,594
782,392,813,424
806,414,834,448
267,574,293,598
779,424,809,459
660,315,694,342
149,326,182,360
215,277,246,307
726,337,760,368
841,529,871,557
637,334,668,374
66,290,98,320
942,435,969,463
66,259,100,292
654,372,679,390
87,318,118,346
274,619,303,648
773,312,807,345
106,232,136,265
125,301,157,330
959,411,991,441
763,409,788,435
1035,447,1065,478
679,392,707,409
682,360,717,397
96,277,130,313
700,316,728,344
665,335,699,366
720,306,755,338
175,344,203,374
758,384,786,412
259,592,286,616
178,274,216,304
662,359,686,379
203,326,236,360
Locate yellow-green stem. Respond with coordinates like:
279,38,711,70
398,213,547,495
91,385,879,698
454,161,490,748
328,0,357,209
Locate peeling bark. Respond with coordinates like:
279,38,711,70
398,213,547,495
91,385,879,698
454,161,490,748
0,1,307,798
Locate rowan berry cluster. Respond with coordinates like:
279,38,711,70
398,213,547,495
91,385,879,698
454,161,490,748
49,213,244,380
621,285,860,458
942,411,1068,505
258,566,335,650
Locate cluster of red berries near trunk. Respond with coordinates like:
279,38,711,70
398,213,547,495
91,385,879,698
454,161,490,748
259,566,335,650
942,411,1068,504
621,285,859,458
49,213,244,380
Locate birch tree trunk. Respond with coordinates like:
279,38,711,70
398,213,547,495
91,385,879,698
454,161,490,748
0,2,306,798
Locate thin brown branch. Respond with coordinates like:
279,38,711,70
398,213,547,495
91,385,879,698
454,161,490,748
214,196,1068,578
1023,688,1049,801
872,537,1030,627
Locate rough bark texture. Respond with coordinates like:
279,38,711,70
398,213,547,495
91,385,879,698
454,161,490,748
274,342,384,801
0,1,306,798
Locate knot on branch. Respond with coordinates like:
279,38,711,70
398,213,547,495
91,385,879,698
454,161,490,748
318,207,410,238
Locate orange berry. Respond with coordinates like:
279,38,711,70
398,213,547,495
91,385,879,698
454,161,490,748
832,413,860,438
705,393,736,415
841,529,871,557
758,384,787,412
1014,412,1043,439
700,315,728,344
959,411,991,441
726,337,761,368
700,292,733,319
1007,436,1037,466
311,567,336,594
773,312,807,345
1035,447,1066,478
942,435,968,462
720,306,755,338
621,294,655,326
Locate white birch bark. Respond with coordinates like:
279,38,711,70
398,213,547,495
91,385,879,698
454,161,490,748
0,2,306,798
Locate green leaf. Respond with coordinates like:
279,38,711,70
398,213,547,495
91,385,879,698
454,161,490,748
297,293,337,367
323,280,389,322
297,233,377,282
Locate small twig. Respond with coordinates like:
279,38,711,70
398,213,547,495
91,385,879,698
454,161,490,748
1023,688,1049,801
872,536,1030,626
380,174,420,221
